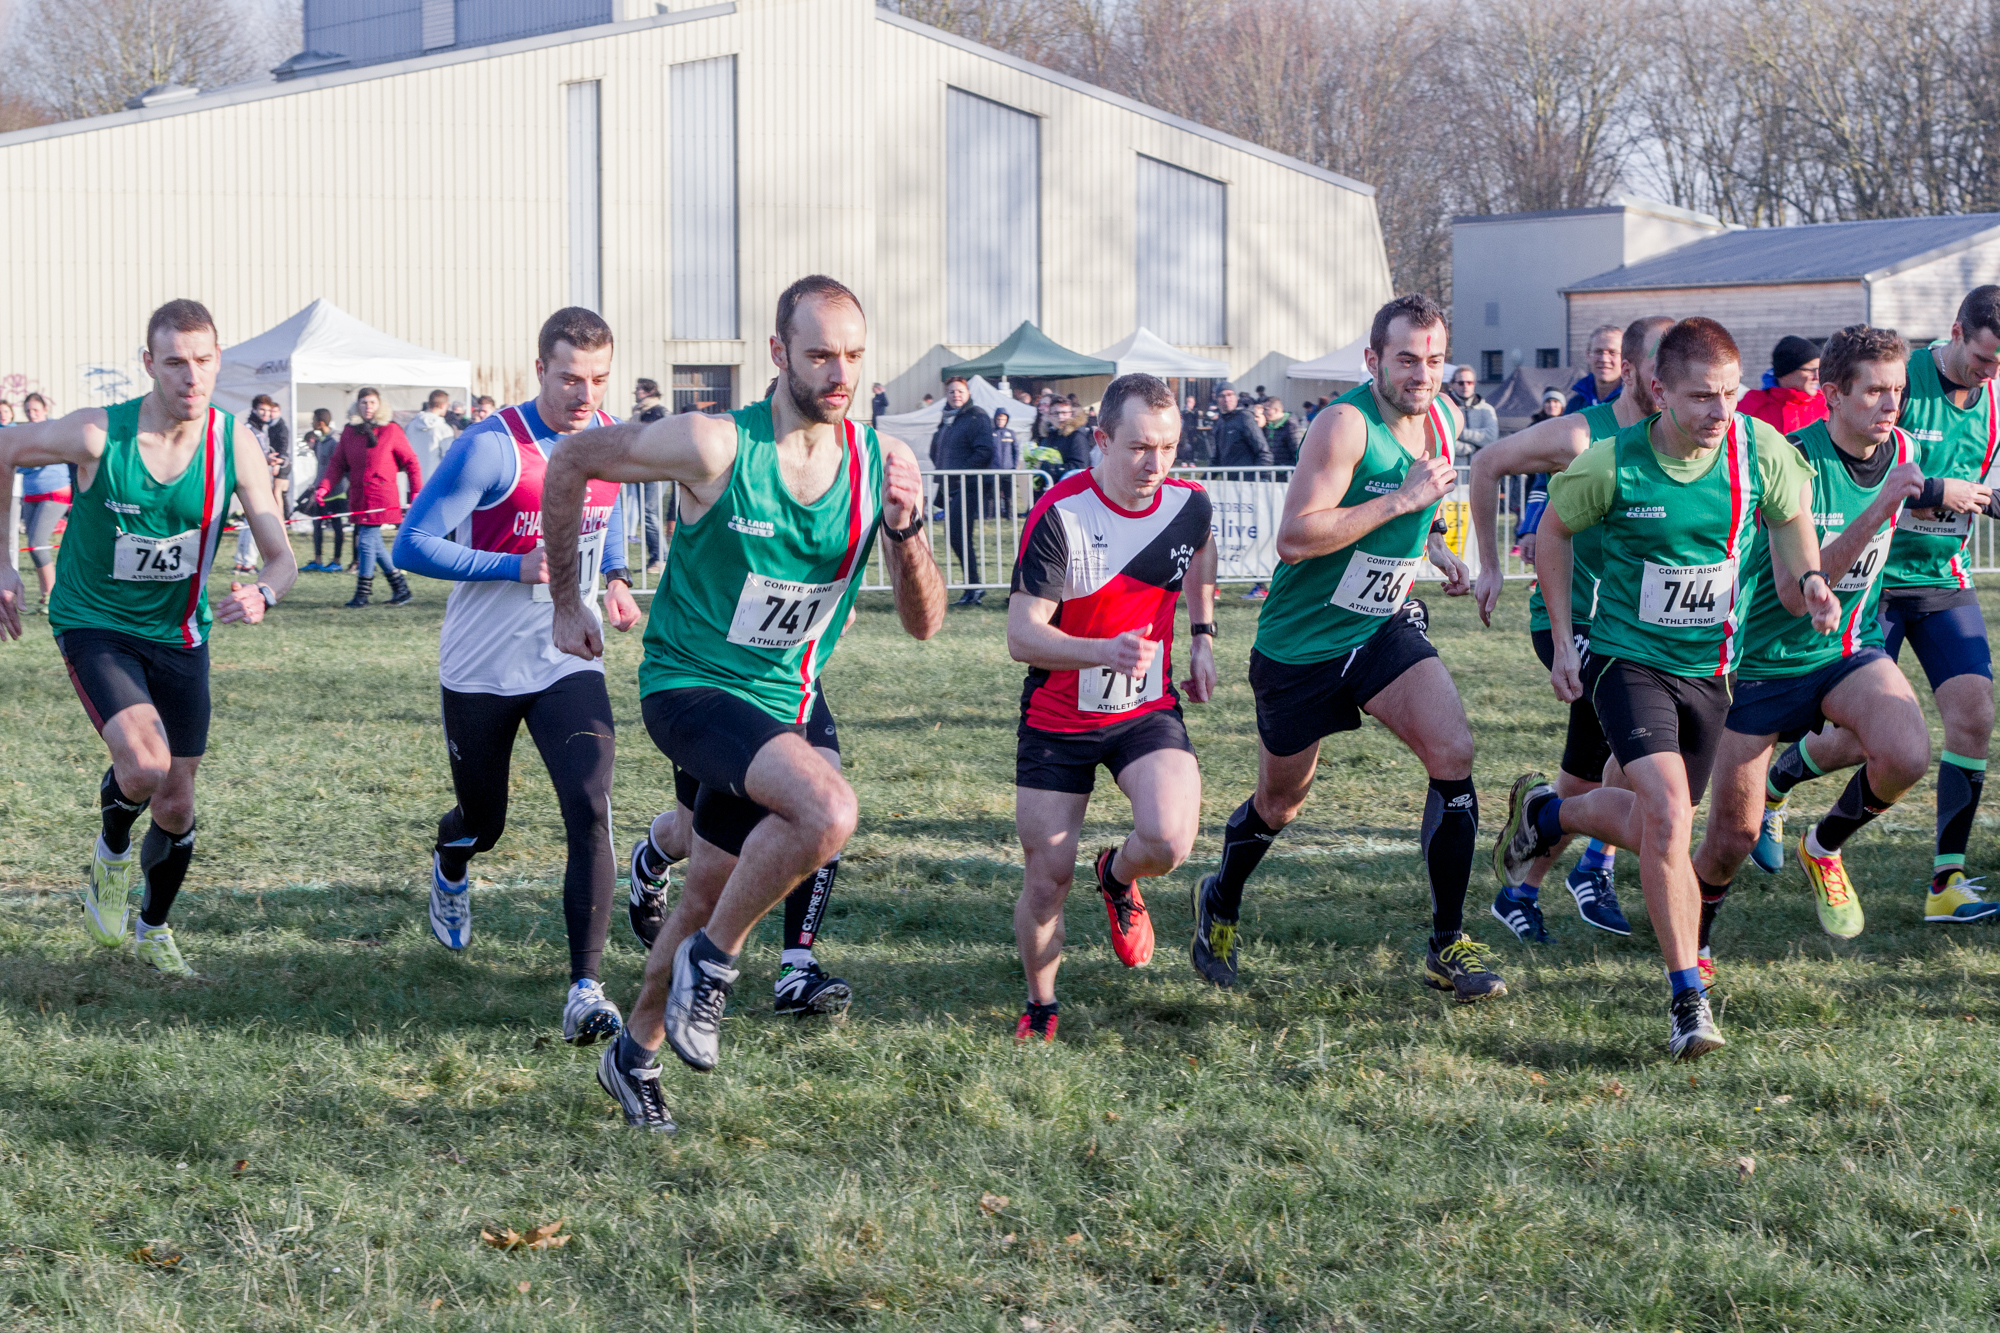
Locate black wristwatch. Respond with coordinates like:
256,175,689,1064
1430,518,1449,535
257,582,278,610
1190,622,1217,638
605,569,632,588
1799,569,1829,593
882,515,926,543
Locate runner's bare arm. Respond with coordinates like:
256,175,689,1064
1470,414,1591,623
1536,510,1583,703
1275,402,1454,564
1762,495,1841,631
545,412,739,660
1807,461,1924,589
1008,591,1159,678
0,410,109,640
1183,535,1218,703
875,434,945,641
215,423,298,624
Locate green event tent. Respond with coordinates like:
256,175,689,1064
940,322,1116,382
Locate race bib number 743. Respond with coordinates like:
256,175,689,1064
111,528,201,582
726,572,849,650
1638,557,1736,627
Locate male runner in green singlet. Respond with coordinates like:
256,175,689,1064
1690,325,1932,972
543,275,945,1131
1758,287,2000,922
1497,318,1838,1060
1470,315,1675,941
0,299,297,976
1195,294,1495,1002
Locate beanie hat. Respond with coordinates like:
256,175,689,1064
1771,335,1820,381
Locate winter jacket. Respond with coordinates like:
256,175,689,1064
315,421,422,525
1450,392,1499,452
1177,410,1209,465
1051,421,1092,474
1263,411,1304,467
991,426,1019,471
931,403,996,470
1738,385,1827,435
406,410,456,477
1564,375,1620,414
1212,407,1272,466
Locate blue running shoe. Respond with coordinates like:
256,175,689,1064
429,853,471,951
1490,887,1550,942
563,978,623,1045
1565,864,1631,936
1750,801,1786,874
1188,873,1240,988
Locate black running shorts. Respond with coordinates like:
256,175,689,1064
1015,705,1194,795
1531,627,1612,784
58,628,212,758
1727,648,1886,741
665,686,841,853
1249,598,1439,758
1587,656,1733,804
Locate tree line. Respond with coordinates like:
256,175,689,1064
884,0,2000,303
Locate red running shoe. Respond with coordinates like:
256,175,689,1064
1015,1003,1058,1042
1097,847,1154,967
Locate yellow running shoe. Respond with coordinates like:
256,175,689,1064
1797,833,1863,939
132,924,197,978
82,837,136,948
1925,870,2000,924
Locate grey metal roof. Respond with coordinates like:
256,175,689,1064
1562,213,2000,292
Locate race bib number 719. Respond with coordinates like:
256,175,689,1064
726,572,849,650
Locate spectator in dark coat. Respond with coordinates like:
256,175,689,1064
313,387,421,609
1211,386,1271,467
871,382,889,425
1177,394,1208,465
928,376,995,605
633,378,670,574
1262,397,1304,467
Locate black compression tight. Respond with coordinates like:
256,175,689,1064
435,673,617,983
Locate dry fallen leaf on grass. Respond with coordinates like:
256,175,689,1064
978,1192,1009,1215
428,1298,443,1311
517,1280,532,1294
1063,1233,1083,1246
1735,1156,1756,1180
1527,1072,1547,1085
130,1244,183,1267
1603,1080,1627,1099
232,1160,249,1174
482,1218,570,1251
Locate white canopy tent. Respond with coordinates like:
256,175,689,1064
213,299,472,488
875,375,1027,459
1090,327,1230,379
1286,334,1370,384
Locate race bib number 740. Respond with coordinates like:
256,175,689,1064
1329,551,1421,617
111,527,201,582
726,572,849,650
1638,557,1736,627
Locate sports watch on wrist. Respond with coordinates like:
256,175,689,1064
883,515,926,543
1190,622,1218,638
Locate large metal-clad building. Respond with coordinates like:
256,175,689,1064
0,0,1389,418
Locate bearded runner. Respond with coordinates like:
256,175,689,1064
543,274,944,1133
1500,317,1836,1062
1689,325,1942,985
1199,294,1498,1004
0,299,297,978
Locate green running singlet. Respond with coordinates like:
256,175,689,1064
1883,344,1999,591
1527,400,1619,634
1737,422,1911,679
47,397,238,648
1252,381,1459,664
638,400,885,723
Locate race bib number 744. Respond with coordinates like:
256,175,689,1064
726,572,849,650
111,528,201,582
1638,557,1736,627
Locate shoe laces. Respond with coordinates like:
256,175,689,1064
1935,871,1986,898
1581,867,1621,911
688,965,732,1035
1439,937,1494,973
628,1060,669,1121
1208,920,1237,960
1671,987,1713,1029
1105,888,1146,934
1812,852,1854,906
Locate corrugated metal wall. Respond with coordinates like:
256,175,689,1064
307,0,612,68
567,81,602,311
306,0,424,67
421,0,455,50
671,56,738,341
1135,154,1225,346
457,0,613,49
945,87,1039,346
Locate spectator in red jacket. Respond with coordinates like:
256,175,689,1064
1738,335,1828,435
314,387,422,608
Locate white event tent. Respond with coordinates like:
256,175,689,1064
1090,327,1230,379
1287,334,1371,385
213,299,472,489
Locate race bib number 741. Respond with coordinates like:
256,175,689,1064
726,572,849,650
111,527,201,582
1638,557,1736,627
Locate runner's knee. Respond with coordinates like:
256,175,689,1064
1123,826,1189,877
1417,726,1475,781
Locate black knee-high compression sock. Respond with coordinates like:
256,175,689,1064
1766,734,1827,802
99,768,147,856
1936,752,1986,877
1697,877,1730,951
1811,766,1892,853
783,856,839,955
1421,777,1478,948
138,820,196,927
1211,799,1280,919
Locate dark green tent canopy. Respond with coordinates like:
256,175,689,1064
940,322,1116,381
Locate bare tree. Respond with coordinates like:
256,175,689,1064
11,0,296,122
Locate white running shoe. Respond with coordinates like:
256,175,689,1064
429,853,471,951
562,979,624,1046
83,836,136,948
662,931,738,1072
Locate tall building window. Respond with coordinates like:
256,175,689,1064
566,80,601,312
946,88,1039,346
1480,350,1505,382
673,366,733,413
671,56,738,340
1135,155,1226,346
1537,348,1562,369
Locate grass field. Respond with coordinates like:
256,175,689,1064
4,538,2000,1332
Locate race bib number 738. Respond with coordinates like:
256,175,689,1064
111,528,201,582
726,572,849,650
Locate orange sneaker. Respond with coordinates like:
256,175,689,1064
1097,847,1154,967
